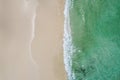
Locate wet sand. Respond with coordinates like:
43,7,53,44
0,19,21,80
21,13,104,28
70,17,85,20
32,0,67,80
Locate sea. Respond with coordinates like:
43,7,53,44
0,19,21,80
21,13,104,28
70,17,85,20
63,0,120,80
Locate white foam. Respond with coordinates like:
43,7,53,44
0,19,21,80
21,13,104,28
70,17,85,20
63,0,76,80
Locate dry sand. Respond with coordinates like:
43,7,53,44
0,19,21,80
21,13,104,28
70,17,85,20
0,0,67,80
32,0,67,80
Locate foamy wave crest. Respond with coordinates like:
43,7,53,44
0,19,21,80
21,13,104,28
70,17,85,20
63,0,75,80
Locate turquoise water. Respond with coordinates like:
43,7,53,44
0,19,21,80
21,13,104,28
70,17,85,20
64,0,120,80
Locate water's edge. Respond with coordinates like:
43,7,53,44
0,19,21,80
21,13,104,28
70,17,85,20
63,0,75,80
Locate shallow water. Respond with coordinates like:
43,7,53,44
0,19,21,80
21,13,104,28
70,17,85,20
64,0,120,80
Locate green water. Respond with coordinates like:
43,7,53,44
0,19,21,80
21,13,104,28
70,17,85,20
67,0,120,80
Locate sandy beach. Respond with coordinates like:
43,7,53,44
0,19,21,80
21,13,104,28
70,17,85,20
0,0,66,80
32,0,67,80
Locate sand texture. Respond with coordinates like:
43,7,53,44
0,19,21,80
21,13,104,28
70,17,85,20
0,0,66,80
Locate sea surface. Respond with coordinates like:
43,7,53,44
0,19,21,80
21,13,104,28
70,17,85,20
64,0,120,80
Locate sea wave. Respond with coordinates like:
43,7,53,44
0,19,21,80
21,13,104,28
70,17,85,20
63,0,75,80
